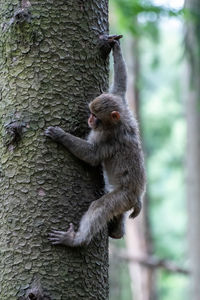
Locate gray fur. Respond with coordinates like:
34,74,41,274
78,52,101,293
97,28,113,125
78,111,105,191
45,41,146,247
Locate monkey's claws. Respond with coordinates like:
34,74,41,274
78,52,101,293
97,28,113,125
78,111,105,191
48,223,76,246
44,126,65,142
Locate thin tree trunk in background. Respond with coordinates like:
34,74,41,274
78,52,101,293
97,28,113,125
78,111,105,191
185,1,200,299
125,36,157,300
0,1,109,299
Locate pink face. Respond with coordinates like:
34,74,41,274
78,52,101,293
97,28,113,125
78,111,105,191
88,113,97,129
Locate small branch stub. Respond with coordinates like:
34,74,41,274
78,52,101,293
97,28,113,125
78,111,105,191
18,279,52,300
2,2,32,33
99,34,123,59
1,0,31,32
4,121,26,147
9,8,31,26
28,292,51,300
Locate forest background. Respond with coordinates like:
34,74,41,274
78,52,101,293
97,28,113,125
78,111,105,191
0,0,197,299
109,0,191,299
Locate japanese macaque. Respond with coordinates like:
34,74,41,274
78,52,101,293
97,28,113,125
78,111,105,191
45,37,146,247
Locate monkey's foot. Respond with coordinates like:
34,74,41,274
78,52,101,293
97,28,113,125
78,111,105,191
44,126,65,142
48,223,76,246
108,217,125,239
108,228,124,239
129,200,142,219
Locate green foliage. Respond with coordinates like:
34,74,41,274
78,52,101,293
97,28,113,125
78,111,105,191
141,20,188,299
158,272,189,300
141,20,187,253
111,0,182,39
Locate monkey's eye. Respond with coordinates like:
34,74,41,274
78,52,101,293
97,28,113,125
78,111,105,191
92,113,96,117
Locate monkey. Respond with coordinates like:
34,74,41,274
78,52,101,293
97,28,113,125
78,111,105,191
45,37,146,247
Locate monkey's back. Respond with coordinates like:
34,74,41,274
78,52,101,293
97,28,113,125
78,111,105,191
102,125,146,200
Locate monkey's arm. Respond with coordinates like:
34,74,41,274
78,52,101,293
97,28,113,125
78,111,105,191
110,41,127,101
45,126,100,166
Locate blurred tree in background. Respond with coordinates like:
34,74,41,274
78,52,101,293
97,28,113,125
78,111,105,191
185,0,200,300
109,0,189,300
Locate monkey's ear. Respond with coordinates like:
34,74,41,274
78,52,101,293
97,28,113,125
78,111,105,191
111,111,120,122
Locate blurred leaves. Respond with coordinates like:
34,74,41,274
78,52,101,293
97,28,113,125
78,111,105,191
112,0,183,40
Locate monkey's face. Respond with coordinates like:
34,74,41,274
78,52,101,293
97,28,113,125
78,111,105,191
88,113,102,130
88,94,122,131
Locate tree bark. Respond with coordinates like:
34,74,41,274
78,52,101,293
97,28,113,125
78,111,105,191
0,1,109,299
185,0,200,299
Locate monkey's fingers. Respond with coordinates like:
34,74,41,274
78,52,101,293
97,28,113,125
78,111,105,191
99,34,123,46
99,34,123,58
44,127,55,137
44,126,65,142
107,34,123,42
99,34,123,41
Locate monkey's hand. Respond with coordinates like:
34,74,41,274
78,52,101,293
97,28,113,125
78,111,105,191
99,34,123,59
48,223,76,247
45,126,65,142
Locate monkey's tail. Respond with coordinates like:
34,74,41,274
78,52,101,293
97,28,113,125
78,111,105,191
129,200,142,219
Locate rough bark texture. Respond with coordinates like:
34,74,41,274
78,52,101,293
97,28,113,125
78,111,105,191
185,0,200,299
0,1,109,299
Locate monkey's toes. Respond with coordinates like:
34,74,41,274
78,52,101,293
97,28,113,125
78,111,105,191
48,232,63,245
48,225,76,246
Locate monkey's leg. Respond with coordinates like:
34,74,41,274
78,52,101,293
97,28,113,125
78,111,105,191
48,190,131,247
108,214,126,239
49,191,141,247
108,199,142,237
73,189,133,246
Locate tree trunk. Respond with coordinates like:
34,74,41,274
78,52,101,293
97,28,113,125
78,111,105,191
0,1,109,299
185,1,200,299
